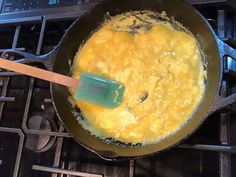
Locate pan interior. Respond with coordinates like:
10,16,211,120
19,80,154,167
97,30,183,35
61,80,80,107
51,0,220,158
69,10,207,146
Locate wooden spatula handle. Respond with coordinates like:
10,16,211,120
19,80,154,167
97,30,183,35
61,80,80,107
0,58,78,88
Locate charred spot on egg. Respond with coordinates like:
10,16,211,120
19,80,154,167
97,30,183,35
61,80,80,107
72,10,206,145
140,92,149,103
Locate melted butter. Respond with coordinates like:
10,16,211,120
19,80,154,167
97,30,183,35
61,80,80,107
72,11,206,144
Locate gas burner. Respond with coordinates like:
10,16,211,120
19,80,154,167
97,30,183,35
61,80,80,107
25,114,57,153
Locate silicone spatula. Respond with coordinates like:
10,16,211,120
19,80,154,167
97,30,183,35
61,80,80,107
0,58,125,108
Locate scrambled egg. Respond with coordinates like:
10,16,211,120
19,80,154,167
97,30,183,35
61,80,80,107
72,11,206,144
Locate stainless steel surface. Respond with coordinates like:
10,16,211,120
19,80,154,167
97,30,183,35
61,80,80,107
32,165,103,177
0,16,42,25
0,2,98,23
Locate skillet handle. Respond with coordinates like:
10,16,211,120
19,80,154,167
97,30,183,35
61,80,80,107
209,39,236,114
1,49,56,71
209,93,236,115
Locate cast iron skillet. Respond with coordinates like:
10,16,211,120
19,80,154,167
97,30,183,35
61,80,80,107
2,0,236,160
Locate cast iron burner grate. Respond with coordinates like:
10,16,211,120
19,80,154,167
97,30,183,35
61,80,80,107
0,1,236,177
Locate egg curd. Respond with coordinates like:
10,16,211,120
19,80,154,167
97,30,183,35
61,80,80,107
72,11,206,144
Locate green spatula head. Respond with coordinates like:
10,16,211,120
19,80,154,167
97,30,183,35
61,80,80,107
75,72,125,108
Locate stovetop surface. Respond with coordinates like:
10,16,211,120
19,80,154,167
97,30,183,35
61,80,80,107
0,1,236,177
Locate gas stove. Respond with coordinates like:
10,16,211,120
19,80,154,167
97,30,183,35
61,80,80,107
0,0,236,177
